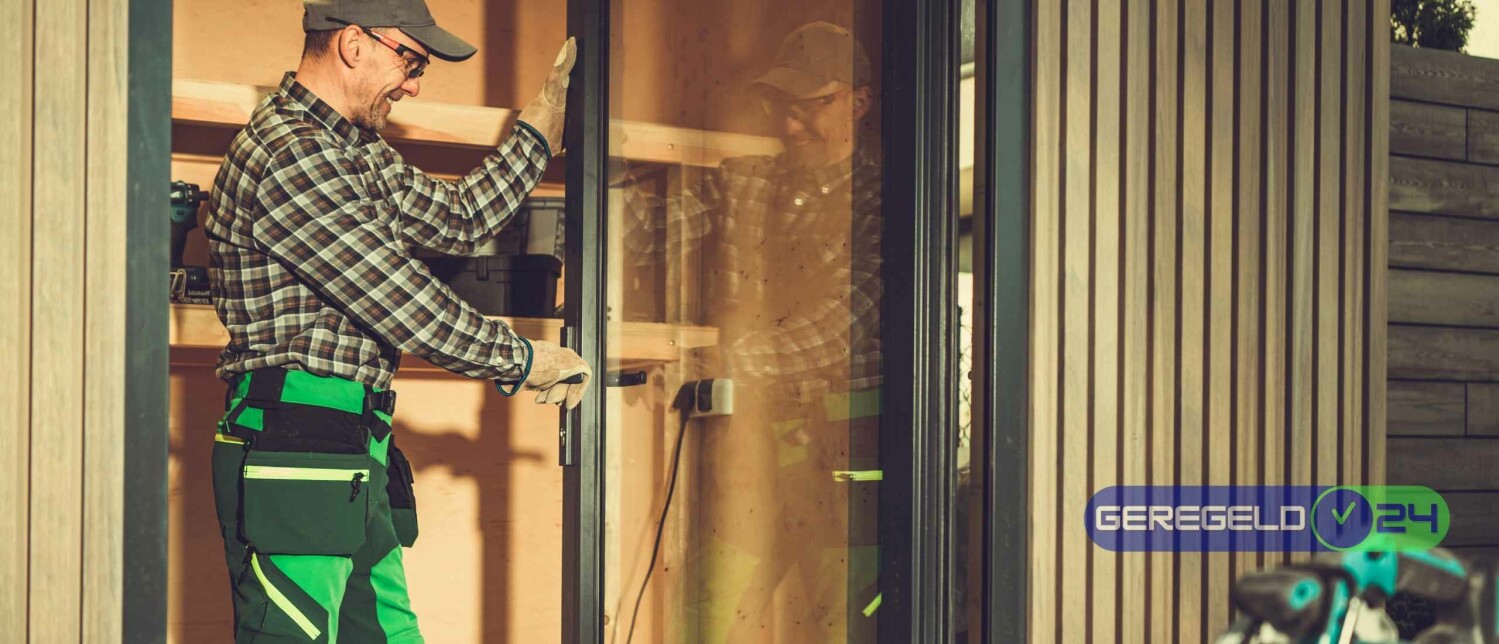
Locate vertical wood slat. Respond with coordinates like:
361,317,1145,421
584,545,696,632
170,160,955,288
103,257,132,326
1368,0,1391,487
1021,0,1386,640
1233,0,1265,601
1260,0,1291,572
1343,0,1368,492
1288,0,1318,565
1316,0,1343,493
30,0,88,639
1030,0,1061,639
1091,0,1122,639
1149,0,1180,639
1179,0,1208,636
1061,0,1092,640
0,0,36,638
1206,0,1235,632
1120,0,1151,639
84,0,128,640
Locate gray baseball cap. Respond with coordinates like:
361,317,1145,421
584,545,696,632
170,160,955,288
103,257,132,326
304,0,477,62
751,22,872,99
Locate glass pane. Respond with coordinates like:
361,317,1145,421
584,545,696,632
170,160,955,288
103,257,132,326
603,5,885,643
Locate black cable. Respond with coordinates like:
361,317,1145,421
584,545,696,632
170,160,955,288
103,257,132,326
624,383,696,644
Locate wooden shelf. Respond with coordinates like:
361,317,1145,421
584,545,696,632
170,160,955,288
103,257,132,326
169,303,717,373
173,79,781,168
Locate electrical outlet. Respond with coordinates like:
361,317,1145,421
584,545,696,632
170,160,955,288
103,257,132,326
690,378,734,417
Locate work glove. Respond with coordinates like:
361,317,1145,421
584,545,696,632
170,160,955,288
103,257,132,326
517,38,577,154
522,339,592,410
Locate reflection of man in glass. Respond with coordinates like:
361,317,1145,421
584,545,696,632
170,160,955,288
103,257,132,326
623,21,882,643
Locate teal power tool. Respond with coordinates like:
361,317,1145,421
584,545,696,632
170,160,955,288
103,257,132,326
169,181,212,304
1216,548,1492,643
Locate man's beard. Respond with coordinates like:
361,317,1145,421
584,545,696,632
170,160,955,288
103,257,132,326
352,93,390,132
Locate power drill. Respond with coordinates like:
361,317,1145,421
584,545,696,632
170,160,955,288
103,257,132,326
169,181,212,304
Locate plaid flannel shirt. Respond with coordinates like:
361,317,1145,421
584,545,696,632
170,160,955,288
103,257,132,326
622,150,883,391
207,73,548,389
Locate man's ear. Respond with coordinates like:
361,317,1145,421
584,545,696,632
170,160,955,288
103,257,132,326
851,86,873,120
336,24,364,69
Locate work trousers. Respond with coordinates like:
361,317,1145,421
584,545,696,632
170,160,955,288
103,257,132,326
212,368,423,643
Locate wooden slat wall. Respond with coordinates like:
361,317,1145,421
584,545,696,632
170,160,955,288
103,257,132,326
0,0,129,641
1026,0,1388,641
1386,45,1499,564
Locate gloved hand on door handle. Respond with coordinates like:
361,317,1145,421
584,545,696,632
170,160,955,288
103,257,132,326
521,339,592,410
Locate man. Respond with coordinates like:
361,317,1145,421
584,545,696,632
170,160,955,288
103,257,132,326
204,1,588,641
620,21,882,643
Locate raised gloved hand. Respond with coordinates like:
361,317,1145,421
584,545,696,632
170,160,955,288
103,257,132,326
517,37,577,154
521,339,592,410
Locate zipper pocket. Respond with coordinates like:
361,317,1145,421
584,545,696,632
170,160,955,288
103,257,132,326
250,551,323,640
243,465,370,482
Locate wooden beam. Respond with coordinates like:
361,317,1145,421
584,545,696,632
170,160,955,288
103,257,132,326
1389,212,1499,275
1390,156,1499,220
1388,438,1499,490
172,78,781,168
1387,381,1465,436
1390,45,1499,111
1389,325,1499,381
1469,109,1499,166
1470,383,1499,436
1388,269,1499,327
1389,100,1466,160
1435,492,1499,546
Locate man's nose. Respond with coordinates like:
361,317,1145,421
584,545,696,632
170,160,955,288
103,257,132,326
401,76,421,98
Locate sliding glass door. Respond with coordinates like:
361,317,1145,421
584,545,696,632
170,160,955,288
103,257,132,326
564,0,965,641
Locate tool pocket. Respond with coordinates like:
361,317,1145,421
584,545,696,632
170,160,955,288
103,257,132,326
386,446,419,548
241,450,371,556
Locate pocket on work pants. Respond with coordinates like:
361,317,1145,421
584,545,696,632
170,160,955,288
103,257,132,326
241,450,372,556
386,445,419,548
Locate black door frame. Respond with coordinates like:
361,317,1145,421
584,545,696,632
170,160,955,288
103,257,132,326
125,0,173,641
560,0,965,641
974,0,1033,641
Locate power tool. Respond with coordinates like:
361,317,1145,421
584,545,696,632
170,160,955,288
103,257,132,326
1216,548,1491,643
169,181,212,305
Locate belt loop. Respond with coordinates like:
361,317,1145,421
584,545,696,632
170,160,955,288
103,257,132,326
244,368,288,407
362,384,394,443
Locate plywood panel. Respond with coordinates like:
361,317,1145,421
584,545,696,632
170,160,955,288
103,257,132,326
1389,213,1499,274
1469,384,1499,436
1368,0,1391,489
1388,325,1499,381
1390,45,1499,111
1387,381,1466,436
1389,100,1467,160
1387,438,1499,490
1468,109,1499,165
29,0,87,639
1234,0,1266,592
1390,156,1499,220
1204,0,1235,630
1388,269,1499,327
0,0,34,637
1119,0,1151,637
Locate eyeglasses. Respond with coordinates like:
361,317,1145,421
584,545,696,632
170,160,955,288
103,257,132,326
359,25,429,79
760,88,851,120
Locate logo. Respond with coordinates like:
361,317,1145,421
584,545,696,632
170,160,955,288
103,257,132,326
1086,486,1448,552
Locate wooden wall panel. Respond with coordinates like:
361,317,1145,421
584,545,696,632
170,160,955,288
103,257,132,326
4,0,132,639
30,0,89,638
84,0,129,640
1387,46,1499,546
1026,0,1387,640
0,0,35,636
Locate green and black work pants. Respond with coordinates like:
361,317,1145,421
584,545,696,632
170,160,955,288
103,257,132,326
212,367,423,643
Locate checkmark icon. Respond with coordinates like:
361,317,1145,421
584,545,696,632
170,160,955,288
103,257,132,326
1332,502,1356,525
